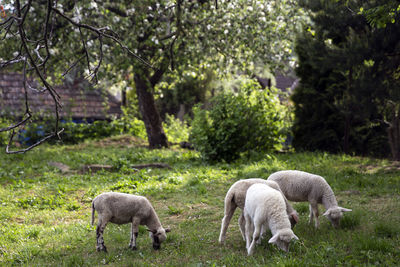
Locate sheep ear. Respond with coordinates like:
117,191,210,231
291,212,299,223
165,227,171,233
147,229,157,234
322,210,331,217
268,233,279,244
339,207,352,212
292,234,299,241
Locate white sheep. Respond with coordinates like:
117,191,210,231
219,178,299,244
267,170,352,228
244,183,299,255
91,192,170,252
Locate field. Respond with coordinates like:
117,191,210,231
0,135,399,266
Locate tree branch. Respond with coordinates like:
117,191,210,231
0,0,157,153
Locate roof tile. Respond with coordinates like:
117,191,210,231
0,72,122,119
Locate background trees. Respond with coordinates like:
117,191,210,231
292,0,400,158
4,0,399,160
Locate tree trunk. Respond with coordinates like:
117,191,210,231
343,114,351,154
134,73,168,148
343,67,353,154
121,88,127,107
387,108,400,161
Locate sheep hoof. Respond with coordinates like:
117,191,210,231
130,246,137,251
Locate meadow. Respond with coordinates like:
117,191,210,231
0,135,399,266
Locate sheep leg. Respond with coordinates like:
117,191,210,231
96,220,108,252
309,202,319,228
247,219,261,256
256,224,266,245
219,202,237,243
308,204,314,225
238,212,246,241
129,218,140,250
244,213,253,250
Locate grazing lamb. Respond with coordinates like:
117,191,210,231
219,178,299,244
267,170,352,228
91,192,170,252
244,183,299,255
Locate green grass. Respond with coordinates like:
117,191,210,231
0,135,399,266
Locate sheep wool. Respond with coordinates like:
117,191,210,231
91,192,170,252
244,183,299,255
219,178,299,244
267,170,352,228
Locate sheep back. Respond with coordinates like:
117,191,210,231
267,170,335,204
92,192,153,225
245,183,290,231
225,178,267,210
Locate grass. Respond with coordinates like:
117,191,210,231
0,135,399,266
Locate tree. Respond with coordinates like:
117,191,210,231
360,0,400,28
0,0,306,152
292,0,400,158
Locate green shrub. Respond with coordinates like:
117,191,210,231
16,112,146,146
116,106,147,139
190,79,288,162
163,114,190,143
0,117,12,146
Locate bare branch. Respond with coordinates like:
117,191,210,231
52,7,153,69
62,54,86,77
0,114,31,133
6,128,65,154
0,0,157,153
79,27,91,74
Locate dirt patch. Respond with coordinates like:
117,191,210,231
94,135,148,147
365,196,400,213
65,135,148,151
357,162,400,174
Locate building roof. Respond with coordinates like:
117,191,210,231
0,72,122,120
256,73,299,93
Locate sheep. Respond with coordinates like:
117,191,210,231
218,178,299,244
244,183,299,255
91,192,170,252
267,170,352,228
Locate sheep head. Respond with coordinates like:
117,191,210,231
268,229,299,252
323,207,352,228
148,227,171,250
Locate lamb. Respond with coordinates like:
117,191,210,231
244,183,299,255
267,170,352,228
219,178,299,244
91,192,170,252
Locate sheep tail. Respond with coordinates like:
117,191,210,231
224,191,235,214
91,202,95,226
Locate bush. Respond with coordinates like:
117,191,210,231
0,117,12,146
116,106,147,139
190,79,288,162
163,114,190,143
16,113,147,146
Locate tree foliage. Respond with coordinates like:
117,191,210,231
0,0,307,151
360,0,400,28
292,0,400,158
